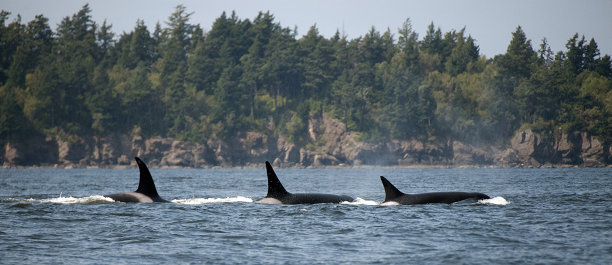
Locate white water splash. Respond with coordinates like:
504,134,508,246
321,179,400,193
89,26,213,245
4,198,36,203
479,196,509,206
379,201,401,206
172,196,253,205
9,195,507,206
255,197,282,204
40,195,115,204
341,197,380,206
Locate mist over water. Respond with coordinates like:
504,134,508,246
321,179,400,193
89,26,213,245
1,168,610,264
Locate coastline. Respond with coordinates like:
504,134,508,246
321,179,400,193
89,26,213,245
2,116,610,169
3,162,609,170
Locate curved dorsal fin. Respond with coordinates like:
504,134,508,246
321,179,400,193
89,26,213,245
134,157,161,198
265,161,289,198
380,176,405,202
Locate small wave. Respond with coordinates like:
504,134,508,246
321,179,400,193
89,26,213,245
341,197,379,206
3,198,36,203
172,196,254,205
5,196,114,204
479,196,509,205
379,201,401,206
40,195,115,204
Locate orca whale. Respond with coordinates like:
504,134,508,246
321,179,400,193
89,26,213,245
380,176,489,205
104,157,168,203
256,161,354,204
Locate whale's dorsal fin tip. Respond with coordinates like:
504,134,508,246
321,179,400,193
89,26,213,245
135,157,161,199
380,176,405,202
265,161,289,198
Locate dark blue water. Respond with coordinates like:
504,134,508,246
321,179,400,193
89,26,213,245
1,167,610,264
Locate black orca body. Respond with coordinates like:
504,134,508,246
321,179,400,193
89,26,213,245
104,157,168,203
380,176,489,205
256,161,354,204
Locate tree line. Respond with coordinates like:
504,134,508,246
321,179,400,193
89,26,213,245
1,5,610,147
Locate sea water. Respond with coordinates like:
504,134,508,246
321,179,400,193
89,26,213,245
0,167,610,264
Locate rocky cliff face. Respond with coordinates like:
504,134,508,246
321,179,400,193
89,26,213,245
2,115,610,168
508,129,610,167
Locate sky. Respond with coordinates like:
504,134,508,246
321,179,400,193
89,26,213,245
2,0,611,58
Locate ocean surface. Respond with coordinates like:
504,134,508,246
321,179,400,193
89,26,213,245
0,166,610,264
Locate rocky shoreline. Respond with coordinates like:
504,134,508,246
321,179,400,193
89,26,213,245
2,114,610,168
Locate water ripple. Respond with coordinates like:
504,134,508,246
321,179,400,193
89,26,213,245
0,168,610,264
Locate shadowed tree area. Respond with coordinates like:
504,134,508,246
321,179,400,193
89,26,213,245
1,5,611,148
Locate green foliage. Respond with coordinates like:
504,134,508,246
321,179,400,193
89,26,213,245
284,111,306,144
1,5,611,148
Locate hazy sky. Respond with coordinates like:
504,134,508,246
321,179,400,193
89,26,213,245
2,0,611,57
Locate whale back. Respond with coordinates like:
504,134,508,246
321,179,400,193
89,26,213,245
380,176,491,205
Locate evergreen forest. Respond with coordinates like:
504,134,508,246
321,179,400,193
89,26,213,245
1,5,611,148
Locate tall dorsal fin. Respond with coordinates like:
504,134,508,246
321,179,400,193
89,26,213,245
134,157,161,198
380,176,405,202
265,161,289,198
